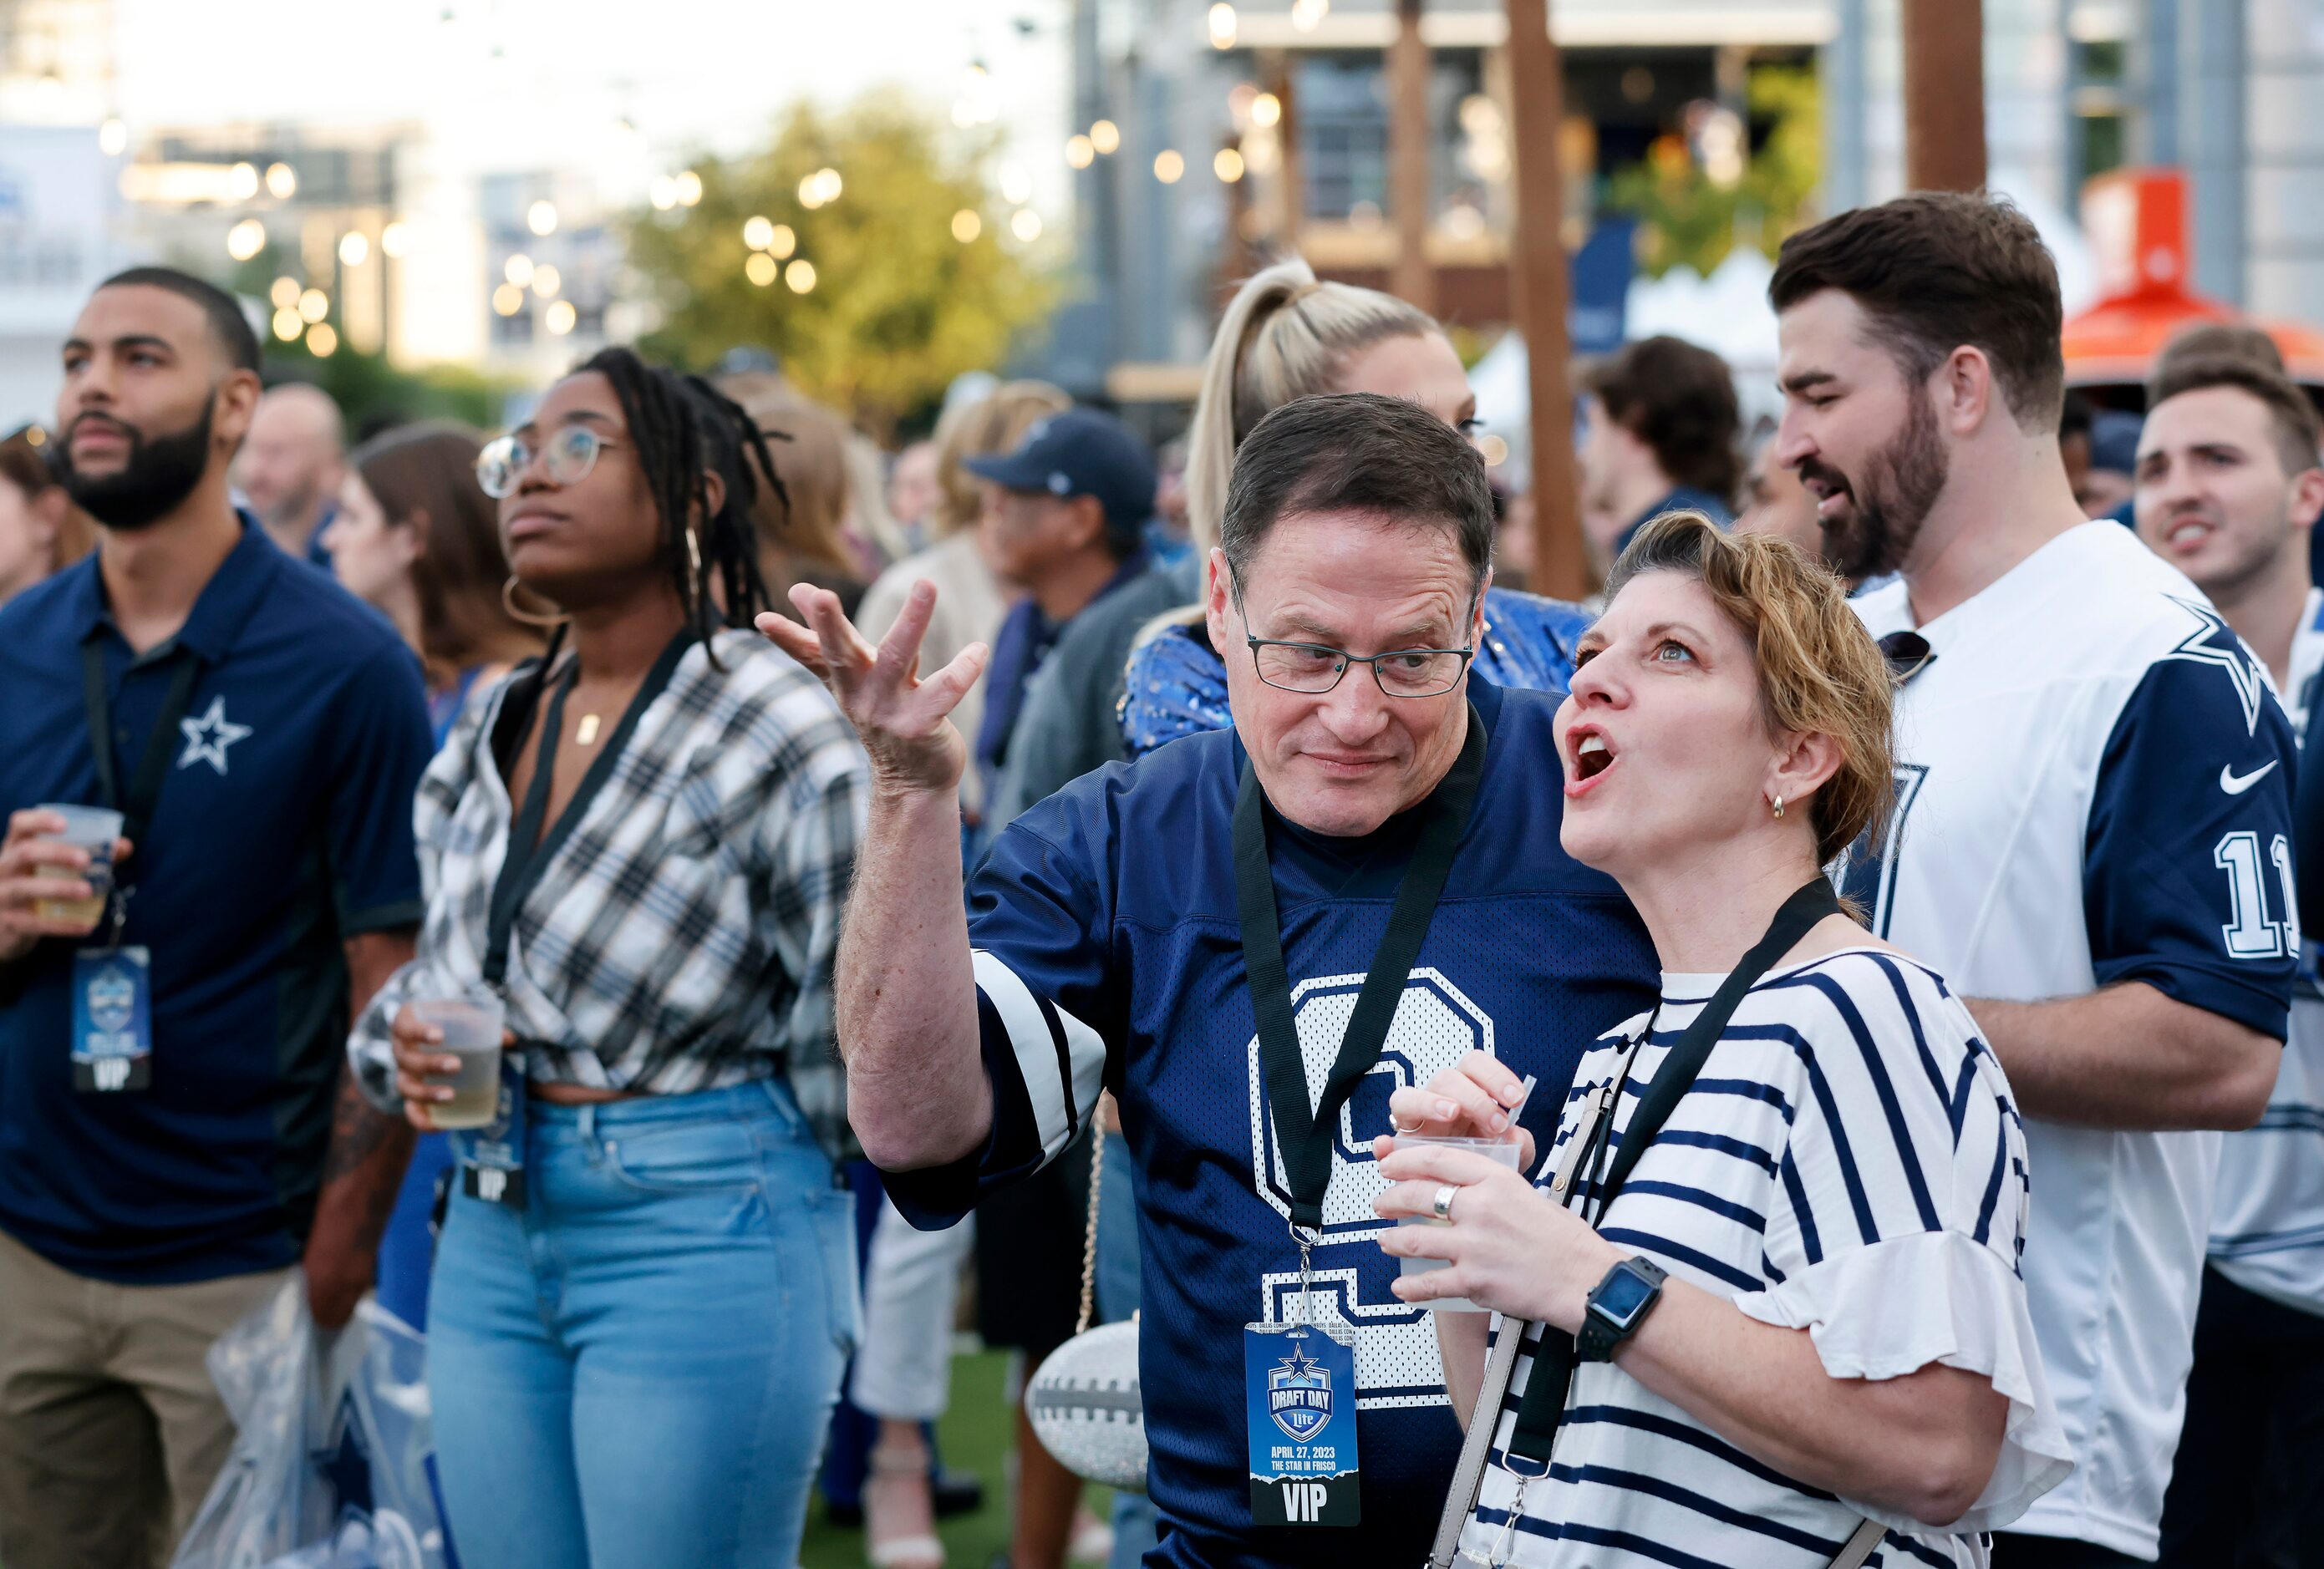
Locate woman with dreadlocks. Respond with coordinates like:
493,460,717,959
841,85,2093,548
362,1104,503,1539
346,348,871,1568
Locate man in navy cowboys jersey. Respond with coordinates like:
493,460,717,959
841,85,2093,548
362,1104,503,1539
1772,192,2297,1567
760,394,1658,1568
2133,352,2324,1566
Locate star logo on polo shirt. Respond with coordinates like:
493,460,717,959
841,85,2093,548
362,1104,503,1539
177,695,252,776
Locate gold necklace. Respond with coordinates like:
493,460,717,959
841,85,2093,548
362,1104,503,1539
575,713,602,745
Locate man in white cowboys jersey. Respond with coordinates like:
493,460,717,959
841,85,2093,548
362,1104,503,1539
1772,192,2297,1567
2132,353,2324,1566
759,394,1658,1568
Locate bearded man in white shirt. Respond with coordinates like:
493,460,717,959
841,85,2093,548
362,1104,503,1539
1771,191,2296,1568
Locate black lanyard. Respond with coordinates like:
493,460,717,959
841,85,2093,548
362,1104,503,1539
1504,876,1843,1468
79,637,206,892
481,632,691,989
1234,703,1487,1233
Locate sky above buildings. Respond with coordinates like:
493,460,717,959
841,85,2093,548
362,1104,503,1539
110,0,1078,201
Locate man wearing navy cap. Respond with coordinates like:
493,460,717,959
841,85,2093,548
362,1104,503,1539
964,406,1159,831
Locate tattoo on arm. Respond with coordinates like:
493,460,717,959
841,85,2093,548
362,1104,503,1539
321,1070,394,1186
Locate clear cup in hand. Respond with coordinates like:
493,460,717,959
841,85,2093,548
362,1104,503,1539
33,804,123,930
1395,1133,1526,1313
410,987,506,1130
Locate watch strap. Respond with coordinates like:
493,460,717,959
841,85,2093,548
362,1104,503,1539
1577,1256,1667,1362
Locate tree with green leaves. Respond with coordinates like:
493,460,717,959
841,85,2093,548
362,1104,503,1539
624,99,1054,434
1610,65,1822,278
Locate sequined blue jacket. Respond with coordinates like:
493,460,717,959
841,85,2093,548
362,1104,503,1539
1117,586,1594,758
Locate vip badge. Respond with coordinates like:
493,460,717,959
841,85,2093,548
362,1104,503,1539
86,966,137,1037
1268,1345,1335,1442
71,944,152,1092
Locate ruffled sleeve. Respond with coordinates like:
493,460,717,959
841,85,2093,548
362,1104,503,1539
1732,1228,2077,1535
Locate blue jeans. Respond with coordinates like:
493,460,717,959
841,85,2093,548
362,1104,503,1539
428,1079,858,1569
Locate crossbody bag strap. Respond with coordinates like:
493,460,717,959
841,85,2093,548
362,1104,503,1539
1422,1077,1623,1568
1829,1517,1889,1569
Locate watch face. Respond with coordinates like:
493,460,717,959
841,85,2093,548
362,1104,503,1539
1594,1266,1657,1327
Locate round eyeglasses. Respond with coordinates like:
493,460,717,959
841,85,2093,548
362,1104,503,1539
1246,637,1475,698
475,425,622,500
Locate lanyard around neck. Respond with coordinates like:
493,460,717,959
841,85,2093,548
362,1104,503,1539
481,631,692,989
1233,703,1487,1233
79,637,205,890
1503,876,1844,1468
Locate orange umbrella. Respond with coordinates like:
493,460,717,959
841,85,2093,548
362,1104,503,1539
2064,294,2324,389
2065,168,2324,394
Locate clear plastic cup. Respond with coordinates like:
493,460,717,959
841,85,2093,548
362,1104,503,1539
33,804,123,929
410,988,506,1130
1393,1133,1526,1313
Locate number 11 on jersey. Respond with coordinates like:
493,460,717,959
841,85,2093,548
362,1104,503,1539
2215,831,2300,959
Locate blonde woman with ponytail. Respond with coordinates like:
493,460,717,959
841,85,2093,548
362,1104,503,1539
1120,259,1592,756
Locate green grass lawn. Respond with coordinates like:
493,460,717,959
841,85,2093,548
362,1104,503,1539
801,1349,1113,1569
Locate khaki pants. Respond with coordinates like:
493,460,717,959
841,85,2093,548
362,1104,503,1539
0,1226,293,1569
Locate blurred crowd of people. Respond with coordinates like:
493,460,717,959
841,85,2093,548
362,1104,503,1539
0,185,2320,1569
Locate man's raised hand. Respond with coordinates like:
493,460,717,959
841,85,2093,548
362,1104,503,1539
755,581,988,795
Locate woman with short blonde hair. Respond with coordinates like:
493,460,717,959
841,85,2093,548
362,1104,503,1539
1377,514,2072,1568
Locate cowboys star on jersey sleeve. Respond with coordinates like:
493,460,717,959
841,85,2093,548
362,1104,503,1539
2082,639,2299,1041
881,800,1121,1231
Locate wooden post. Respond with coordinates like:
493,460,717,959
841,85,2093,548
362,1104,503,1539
1505,0,1584,601
1267,49,1304,253
1389,0,1435,310
1220,134,1258,304
1901,0,1988,190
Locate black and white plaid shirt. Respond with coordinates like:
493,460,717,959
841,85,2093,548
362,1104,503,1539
350,630,868,1155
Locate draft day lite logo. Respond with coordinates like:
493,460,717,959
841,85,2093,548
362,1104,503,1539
1268,1345,1334,1442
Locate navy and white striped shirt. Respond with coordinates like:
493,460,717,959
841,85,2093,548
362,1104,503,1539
1453,947,2073,1569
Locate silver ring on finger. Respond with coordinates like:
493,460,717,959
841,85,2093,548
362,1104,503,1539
1392,1115,1426,1135
1432,1183,1459,1222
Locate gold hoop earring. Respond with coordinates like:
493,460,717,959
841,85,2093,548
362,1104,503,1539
501,575,567,628
1771,794,1786,820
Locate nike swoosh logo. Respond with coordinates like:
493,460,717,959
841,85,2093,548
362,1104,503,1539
2220,760,2281,795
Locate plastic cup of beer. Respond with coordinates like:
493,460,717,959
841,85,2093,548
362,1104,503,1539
410,988,506,1130
33,804,123,930
1394,1134,1527,1313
